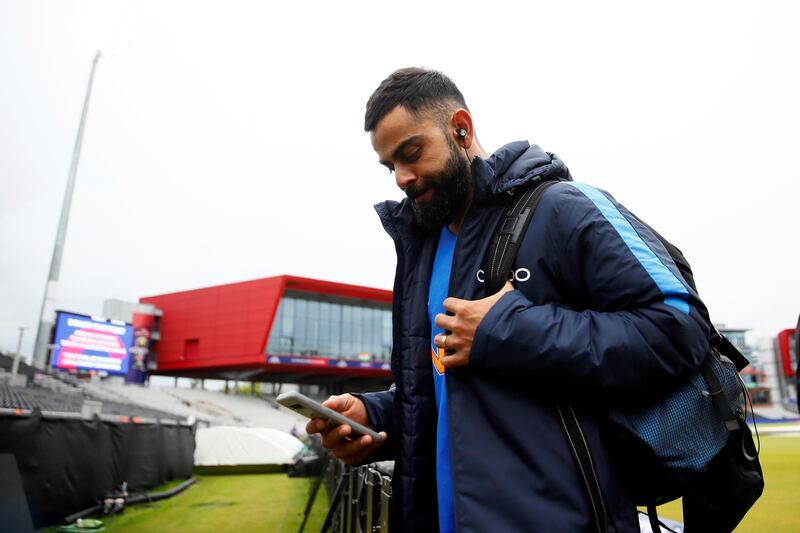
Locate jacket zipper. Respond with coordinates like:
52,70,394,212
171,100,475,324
445,199,477,299
442,189,483,533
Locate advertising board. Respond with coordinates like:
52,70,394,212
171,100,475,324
50,311,133,375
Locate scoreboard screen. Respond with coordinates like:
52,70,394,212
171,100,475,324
50,311,134,375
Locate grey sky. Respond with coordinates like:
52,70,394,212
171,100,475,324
1,0,798,359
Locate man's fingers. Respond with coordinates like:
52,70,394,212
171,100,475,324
322,394,348,411
334,433,374,458
305,417,327,434
434,313,455,331
442,297,464,313
320,423,352,448
337,431,387,464
442,352,469,368
435,333,459,353
308,395,349,435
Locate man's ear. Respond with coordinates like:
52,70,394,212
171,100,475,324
450,108,474,149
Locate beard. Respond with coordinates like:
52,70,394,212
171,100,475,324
406,144,471,233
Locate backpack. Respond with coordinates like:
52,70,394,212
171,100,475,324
482,179,764,533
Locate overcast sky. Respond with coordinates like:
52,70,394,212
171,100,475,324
1,0,798,359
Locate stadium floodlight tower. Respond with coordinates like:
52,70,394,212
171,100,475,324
32,51,102,368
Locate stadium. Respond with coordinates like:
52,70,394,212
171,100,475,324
2,4,800,531
0,274,397,531
1,271,798,532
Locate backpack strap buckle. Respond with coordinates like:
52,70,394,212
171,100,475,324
498,208,532,244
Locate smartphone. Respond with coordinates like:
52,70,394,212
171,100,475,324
276,391,384,444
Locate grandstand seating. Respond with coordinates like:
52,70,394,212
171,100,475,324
0,354,187,421
89,381,307,431
83,381,215,423
167,387,306,430
0,352,35,380
0,352,309,430
0,383,182,420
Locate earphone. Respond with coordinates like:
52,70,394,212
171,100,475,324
457,128,470,161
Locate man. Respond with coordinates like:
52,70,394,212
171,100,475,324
307,68,710,532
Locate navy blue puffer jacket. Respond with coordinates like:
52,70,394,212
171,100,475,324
360,141,709,532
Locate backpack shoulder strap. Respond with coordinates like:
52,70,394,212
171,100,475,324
629,213,751,372
483,180,559,294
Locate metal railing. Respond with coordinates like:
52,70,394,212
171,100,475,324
0,406,194,426
321,462,393,533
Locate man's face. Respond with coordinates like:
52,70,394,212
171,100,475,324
371,106,470,232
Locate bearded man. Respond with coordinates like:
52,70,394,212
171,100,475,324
307,67,709,532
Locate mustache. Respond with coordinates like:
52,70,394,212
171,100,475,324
405,179,438,201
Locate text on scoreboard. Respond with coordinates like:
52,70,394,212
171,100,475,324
51,311,134,375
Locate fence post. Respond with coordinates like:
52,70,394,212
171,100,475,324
338,466,350,533
365,468,375,533
380,476,391,532
344,465,354,533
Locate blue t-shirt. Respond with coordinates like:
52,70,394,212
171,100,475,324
428,226,457,533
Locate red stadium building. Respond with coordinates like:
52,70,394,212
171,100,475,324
777,328,797,379
140,275,393,388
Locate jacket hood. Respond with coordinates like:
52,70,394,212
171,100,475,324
375,141,572,240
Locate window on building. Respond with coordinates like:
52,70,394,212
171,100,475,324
266,291,392,361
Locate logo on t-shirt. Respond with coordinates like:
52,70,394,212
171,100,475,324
431,346,445,375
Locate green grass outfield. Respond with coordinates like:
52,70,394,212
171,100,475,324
42,473,328,533
652,434,800,532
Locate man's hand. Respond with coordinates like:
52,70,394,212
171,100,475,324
434,280,515,369
305,393,387,465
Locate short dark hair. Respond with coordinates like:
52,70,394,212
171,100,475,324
364,67,468,132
